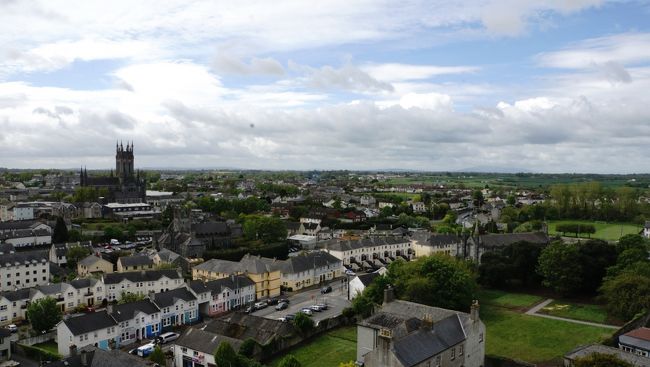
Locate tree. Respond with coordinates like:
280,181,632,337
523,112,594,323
118,292,146,304
389,255,477,312
238,338,257,358
616,234,647,254
600,272,650,320
293,312,314,334
26,297,62,333
52,216,69,243
67,246,91,269
68,229,82,242
277,355,301,367
577,240,617,294
537,242,583,296
214,341,238,367
573,352,633,367
149,345,166,366
242,216,287,244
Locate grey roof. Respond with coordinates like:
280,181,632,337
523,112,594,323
36,282,68,295
193,258,241,274
195,255,280,274
48,346,150,367
110,300,160,322
118,255,154,267
0,243,15,254
479,232,549,248
0,250,48,268
203,313,294,345
175,327,242,354
0,220,42,231
191,276,255,296
427,234,462,247
103,269,181,285
326,237,410,252
78,254,109,267
392,315,466,367
302,222,319,230
52,241,93,257
286,222,301,230
193,221,229,235
152,287,197,308
357,272,379,287
620,327,650,352
565,344,650,366
69,278,98,289
280,251,341,274
156,248,181,263
1,288,33,302
63,311,117,335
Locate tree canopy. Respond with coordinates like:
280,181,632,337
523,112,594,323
26,297,63,333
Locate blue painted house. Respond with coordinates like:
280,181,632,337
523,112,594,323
109,300,162,344
151,287,199,330
56,311,120,356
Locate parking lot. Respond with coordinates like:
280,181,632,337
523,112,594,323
251,278,351,324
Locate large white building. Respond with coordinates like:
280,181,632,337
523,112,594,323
325,237,412,270
103,270,185,302
0,245,50,292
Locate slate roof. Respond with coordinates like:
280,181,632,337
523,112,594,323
63,311,117,336
1,288,33,302
326,237,410,252
0,220,42,231
427,234,462,247
280,251,340,274
118,255,154,267
357,272,379,287
152,287,197,308
286,222,301,231
193,221,229,235
69,278,98,289
193,258,241,274
156,248,181,263
620,327,650,351
175,327,242,354
52,241,93,257
36,282,69,296
0,243,15,254
479,232,549,248
565,344,650,366
103,269,181,285
203,313,294,345
0,250,48,268
110,300,160,322
190,276,255,296
78,254,109,267
392,315,466,367
48,346,151,367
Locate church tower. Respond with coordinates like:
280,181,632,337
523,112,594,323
115,141,135,183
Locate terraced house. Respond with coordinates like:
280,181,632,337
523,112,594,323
117,255,155,272
57,311,119,356
279,251,343,291
150,287,199,329
325,236,412,272
189,276,256,316
0,244,50,292
192,254,281,299
103,269,184,302
109,300,162,344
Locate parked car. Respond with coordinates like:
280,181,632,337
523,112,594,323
310,304,323,312
277,316,287,322
275,302,288,311
320,285,332,294
284,314,295,321
254,301,268,310
300,308,313,316
266,298,279,305
6,324,17,333
278,298,290,304
316,303,328,310
344,269,356,276
244,306,254,314
155,332,180,344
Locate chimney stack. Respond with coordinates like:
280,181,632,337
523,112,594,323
470,300,480,322
80,349,88,366
383,285,394,305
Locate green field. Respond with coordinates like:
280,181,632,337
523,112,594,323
478,289,544,310
482,304,613,364
547,220,641,241
540,301,611,325
268,327,357,367
33,341,59,355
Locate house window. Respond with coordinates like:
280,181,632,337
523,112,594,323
479,333,484,343
436,355,441,367
459,344,463,355
451,347,455,360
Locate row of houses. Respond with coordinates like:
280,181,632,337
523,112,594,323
56,275,257,356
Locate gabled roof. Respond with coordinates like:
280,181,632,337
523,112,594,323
427,234,462,247
392,315,466,367
357,272,379,287
110,300,160,322
63,311,117,336
193,221,229,235
78,254,110,267
175,328,242,354
190,276,255,296
151,287,197,308
69,278,99,289
156,248,181,263
0,250,48,268
118,255,154,267
479,232,549,248
103,269,181,285
203,313,294,345
280,251,341,274
48,346,150,367
326,236,410,252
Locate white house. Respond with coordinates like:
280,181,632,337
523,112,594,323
103,270,184,302
279,251,343,291
173,328,242,367
150,287,200,329
189,276,256,317
325,237,412,270
0,247,50,292
109,300,162,344
57,311,119,356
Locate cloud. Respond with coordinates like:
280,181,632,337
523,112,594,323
307,64,394,93
213,53,285,75
362,63,479,83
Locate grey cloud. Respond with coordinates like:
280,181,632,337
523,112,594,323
596,61,632,84
55,106,73,115
105,111,136,129
213,54,285,76
307,65,394,93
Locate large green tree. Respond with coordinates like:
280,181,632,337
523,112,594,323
600,272,650,320
214,341,238,367
26,297,63,333
242,215,287,244
537,242,583,296
52,217,69,243
67,246,91,269
149,345,166,366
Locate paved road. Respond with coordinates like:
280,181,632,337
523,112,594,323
252,278,351,324
525,298,619,329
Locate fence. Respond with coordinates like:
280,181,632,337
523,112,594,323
17,331,56,347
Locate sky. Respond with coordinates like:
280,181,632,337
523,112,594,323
1,0,650,173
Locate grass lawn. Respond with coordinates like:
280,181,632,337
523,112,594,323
482,304,613,364
478,289,544,310
539,301,610,324
547,220,640,241
268,327,357,367
33,341,59,355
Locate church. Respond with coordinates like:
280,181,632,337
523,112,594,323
79,142,146,203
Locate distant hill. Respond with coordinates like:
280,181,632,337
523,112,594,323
456,166,532,174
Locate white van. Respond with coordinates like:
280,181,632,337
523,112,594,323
136,343,155,357
155,332,180,344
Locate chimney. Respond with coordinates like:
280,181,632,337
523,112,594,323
69,344,77,357
421,313,433,330
80,349,88,366
470,300,480,322
383,285,394,305
106,304,113,315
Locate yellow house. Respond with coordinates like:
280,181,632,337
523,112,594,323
411,233,462,258
116,255,155,272
192,254,281,299
77,254,114,276
279,251,343,291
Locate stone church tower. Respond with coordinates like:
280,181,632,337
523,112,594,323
115,141,135,183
